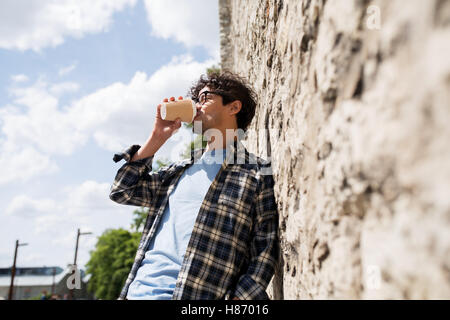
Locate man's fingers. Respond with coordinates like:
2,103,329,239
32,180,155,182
171,118,181,133
162,97,182,103
173,118,181,127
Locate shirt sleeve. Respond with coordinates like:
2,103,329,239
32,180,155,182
232,167,280,300
109,144,169,207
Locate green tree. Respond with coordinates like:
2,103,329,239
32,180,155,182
206,64,221,76
130,207,150,232
155,158,170,170
180,134,207,160
85,228,140,300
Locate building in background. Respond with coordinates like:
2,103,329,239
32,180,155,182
0,266,93,300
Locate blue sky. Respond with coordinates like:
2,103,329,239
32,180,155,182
0,0,219,273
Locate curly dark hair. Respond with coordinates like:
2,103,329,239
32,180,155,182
187,70,257,132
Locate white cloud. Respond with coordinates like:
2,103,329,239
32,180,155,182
3,79,87,156
0,55,214,186
143,0,220,59
0,142,59,185
6,180,129,233
68,54,216,152
0,0,137,52
58,63,77,77
10,74,29,83
65,180,113,214
5,180,134,268
49,82,80,96
0,77,81,185
6,195,57,218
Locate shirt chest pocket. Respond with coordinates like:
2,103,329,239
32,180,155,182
217,194,253,247
217,171,258,233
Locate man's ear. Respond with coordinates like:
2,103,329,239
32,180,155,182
228,100,242,116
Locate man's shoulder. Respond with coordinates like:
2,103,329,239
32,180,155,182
232,150,273,178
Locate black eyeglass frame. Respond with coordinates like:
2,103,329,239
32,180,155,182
193,90,234,106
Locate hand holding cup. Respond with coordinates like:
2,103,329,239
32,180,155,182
153,96,184,141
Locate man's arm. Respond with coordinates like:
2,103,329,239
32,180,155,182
110,100,182,207
231,169,280,300
110,132,172,207
110,148,161,207
129,129,167,162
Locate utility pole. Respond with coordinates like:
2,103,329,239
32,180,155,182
69,228,92,300
8,240,28,300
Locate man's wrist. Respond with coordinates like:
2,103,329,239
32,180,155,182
131,132,166,162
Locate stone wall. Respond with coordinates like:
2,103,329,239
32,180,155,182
219,0,450,299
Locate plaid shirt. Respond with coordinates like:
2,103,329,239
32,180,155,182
110,138,279,300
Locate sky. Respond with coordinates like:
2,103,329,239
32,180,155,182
0,0,220,272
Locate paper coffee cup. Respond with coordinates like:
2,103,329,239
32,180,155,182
161,99,196,123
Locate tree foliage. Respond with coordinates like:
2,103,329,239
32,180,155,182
131,207,149,232
206,64,221,76
155,158,170,170
85,228,140,300
180,134,208,160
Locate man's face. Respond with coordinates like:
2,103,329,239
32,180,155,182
192,86,229,134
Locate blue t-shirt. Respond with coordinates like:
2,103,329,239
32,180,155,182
127,148,226,299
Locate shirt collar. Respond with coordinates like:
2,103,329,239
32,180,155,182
188,136,250,167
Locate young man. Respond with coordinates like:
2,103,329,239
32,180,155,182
110,71,279,300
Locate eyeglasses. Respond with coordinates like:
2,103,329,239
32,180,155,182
193,90,232,106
